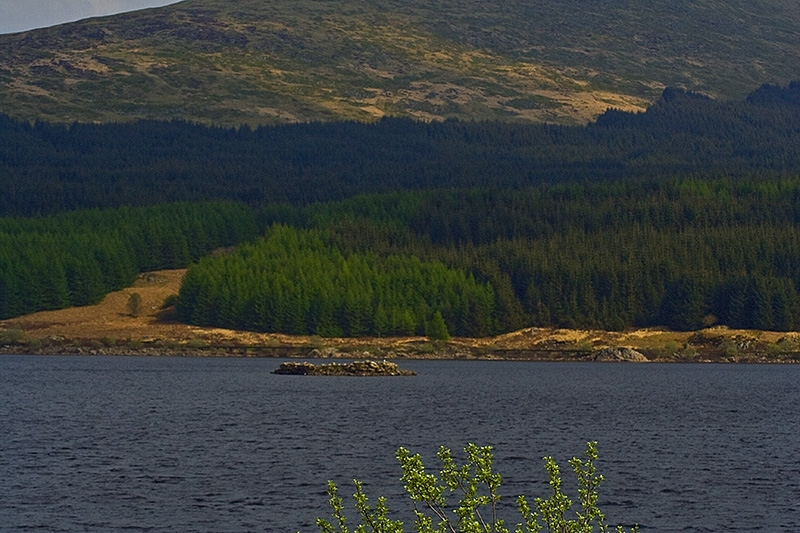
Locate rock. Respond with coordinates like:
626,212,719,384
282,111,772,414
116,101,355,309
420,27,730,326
593,347,648,362
272,360,416,376
272,361,318,375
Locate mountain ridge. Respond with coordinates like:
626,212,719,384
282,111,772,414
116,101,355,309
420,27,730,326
1,0,799,125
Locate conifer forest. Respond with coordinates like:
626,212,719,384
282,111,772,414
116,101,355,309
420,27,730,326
3,83,800,335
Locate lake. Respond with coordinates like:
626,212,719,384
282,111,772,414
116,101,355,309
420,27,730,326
1,356,798,532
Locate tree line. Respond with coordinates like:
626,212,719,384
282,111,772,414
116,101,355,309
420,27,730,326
4,82,800,333
1,83,800,216
6,177,800,333
171,176,800,334
177,225,494,338
0,202,257,319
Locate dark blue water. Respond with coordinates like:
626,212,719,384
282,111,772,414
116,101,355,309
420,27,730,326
1,356,798,532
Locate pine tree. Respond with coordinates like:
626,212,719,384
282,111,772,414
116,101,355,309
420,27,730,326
426,311,450,341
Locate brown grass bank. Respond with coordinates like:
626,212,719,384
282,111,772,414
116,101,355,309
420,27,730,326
1,269,799,363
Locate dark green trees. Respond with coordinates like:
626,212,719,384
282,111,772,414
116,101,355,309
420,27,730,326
3,82,800,217
0,202,257,319
273,179,800,334
5,82,800,334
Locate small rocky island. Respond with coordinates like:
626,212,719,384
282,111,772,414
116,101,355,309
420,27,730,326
272,360,416,376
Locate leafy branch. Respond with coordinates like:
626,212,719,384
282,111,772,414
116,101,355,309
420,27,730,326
311,442,638,533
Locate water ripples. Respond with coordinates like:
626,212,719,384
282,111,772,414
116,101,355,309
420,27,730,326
1,356,798,532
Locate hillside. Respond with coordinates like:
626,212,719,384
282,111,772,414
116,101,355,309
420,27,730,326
3,89,800,335
3,84,800,216
1,0,799,125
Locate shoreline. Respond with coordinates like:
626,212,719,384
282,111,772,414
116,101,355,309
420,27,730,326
2,269,799,364
2,338,798,363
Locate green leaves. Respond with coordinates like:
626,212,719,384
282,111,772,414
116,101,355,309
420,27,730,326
570,441,606,532
352,480,405,533
314,443,637,533
316,480,348,533
316,478,404,533
533,456,571,532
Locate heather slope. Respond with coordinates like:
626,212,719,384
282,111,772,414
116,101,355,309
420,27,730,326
1,0,798,125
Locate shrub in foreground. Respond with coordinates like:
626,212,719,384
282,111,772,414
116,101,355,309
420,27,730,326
311,442,638,533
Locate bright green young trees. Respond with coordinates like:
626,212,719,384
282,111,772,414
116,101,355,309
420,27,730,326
313,442,638,533
425,311,451,341
177,225,496,337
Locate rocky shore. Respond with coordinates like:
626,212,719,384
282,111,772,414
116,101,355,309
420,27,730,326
272,360,416,376
2,337,799,363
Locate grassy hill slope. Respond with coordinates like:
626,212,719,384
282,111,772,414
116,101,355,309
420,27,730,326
1,0,799,125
